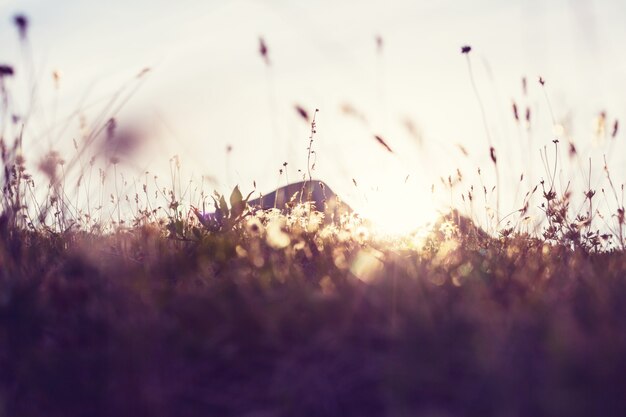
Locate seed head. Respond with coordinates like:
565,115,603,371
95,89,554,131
259,37,270,66
294,105,309,122
374,134,394,153
375,35,384,53
13,14,28,40
0,65,14,77
569,142,577,157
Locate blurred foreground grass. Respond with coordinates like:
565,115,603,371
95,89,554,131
1,202,626,417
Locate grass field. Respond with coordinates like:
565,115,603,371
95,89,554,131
2,11,626,417
2,199,626,416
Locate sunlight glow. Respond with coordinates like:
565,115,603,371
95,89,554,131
355,183,440,237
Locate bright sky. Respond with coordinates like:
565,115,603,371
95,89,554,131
1,0,626,230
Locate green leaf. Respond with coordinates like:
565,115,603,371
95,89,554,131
230,185,243,207
219,195,229,218
230,185,245,219
211,196,224,224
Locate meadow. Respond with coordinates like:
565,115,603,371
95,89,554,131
2,13,626,417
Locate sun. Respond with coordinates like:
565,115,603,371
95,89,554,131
353,182,440,237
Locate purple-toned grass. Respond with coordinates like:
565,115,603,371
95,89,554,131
1,15,626,417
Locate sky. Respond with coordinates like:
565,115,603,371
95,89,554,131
1,0,625,230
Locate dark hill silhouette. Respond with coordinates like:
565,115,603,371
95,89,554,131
248,180,351,222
